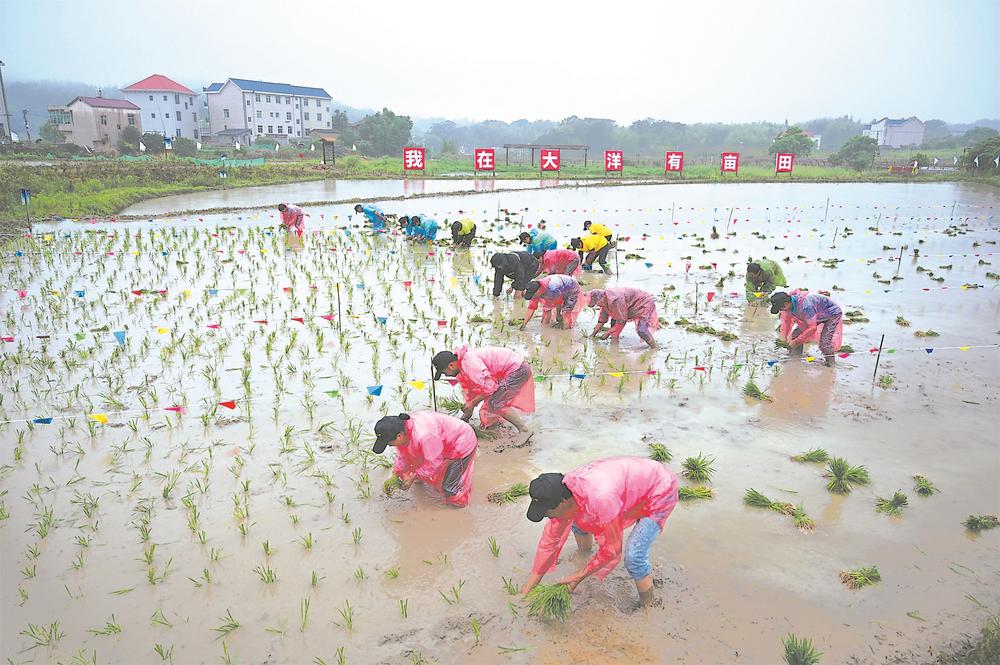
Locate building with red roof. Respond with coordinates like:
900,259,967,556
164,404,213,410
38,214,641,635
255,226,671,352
122,74,200,140
47,93,142,152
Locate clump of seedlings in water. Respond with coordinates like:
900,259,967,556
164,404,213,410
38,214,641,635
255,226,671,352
878,374,894,389
792,448,829,463
437,396,465,414
875,490,908,517
895,315,911,327
681,453,715,482
782,633,823,665
744,488,795,515
647,443,672,462
487,483,529,505
839,565,881,590
913,329,940,337
824,457,870,494
742,380,772,402
525,584,572,622
912,475,938,496
383,475,404,497
678,486,713,501
962,515,999,532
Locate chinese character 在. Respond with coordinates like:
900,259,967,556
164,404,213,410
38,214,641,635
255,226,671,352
540,149,560,171
665,151,685,172
474,148,495,171
775,153,794,173
605,150,623,171
721,152,740,173
403,147,425,170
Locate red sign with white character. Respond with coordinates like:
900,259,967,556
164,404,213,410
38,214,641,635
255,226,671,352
540,149,560,171
474,148,495,171
664,151,685,173
720,152,740,174
775,153,795,174
604,150,623,172
403,147,425,171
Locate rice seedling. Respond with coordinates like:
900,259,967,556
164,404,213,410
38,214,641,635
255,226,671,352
792,505,815,531
488,536,501,557
153,643,174,663
438,396,465,414
839,565,881,589
20,622,65,650
354,566,366,581
352,527,362,544
300,597,311,632
743,488,795,514
385,567,399,578
782,633,823,664
678,486,714,501
647,443,672,462
335,600,354,630
471,616,482,644
399,598,408,618
299,532,314,549
895,315,911,327
383,475,404,496
962,515,999,532
742,380,772,401
212,610,240,639
824,457,870,494
151,608,173,628
254,564,277,583
526,583,572,622
681,453,716,482
878,373,894,389
913,329,940,337
875,490,908,517
87,615,122,636
913,475,938,496
487,482,530,505
792,448,829,463
501,576,518,595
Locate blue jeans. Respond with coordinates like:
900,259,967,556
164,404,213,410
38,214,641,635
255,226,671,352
571,515,664,579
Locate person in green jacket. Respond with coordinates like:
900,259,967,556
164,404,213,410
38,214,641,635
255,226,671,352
746,259,787,302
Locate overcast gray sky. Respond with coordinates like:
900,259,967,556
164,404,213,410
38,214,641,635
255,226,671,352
6,0,998,123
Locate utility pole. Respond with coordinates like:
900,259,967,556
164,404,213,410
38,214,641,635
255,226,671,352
21,109,31,142
0,60,12,144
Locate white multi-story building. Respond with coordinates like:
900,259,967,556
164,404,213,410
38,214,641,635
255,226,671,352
203,78,333,144
122,74,200,140
862,117,925,149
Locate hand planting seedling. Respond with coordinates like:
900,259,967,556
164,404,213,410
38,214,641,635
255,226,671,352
525,583,572,622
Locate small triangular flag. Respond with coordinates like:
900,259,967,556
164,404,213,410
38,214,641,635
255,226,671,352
367,385,383,396
33,417,53,424
324,390,339,398
113,330,126,346
164,406,185,413
408,380,426,390
89,413,108,424
924,348,933,354
218,400,237,409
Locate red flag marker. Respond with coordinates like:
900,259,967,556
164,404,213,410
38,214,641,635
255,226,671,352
254,319,268,325
694,366,706,371
291,317,305,324
164,406,185,413
131,289,144,295
319,314,334,321
706,292,715,302
218,401,237,409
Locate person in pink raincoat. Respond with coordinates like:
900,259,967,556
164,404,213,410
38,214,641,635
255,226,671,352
586,287,661,349
521,457,679,607
770,289,843,366
536,248,582,278
520,274,583,330
432,345,535,434
278,203,305,237
372,411,478,507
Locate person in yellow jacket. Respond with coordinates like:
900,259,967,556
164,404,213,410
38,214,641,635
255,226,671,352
584,220,615,270
570,233,612,274
451,217,477,247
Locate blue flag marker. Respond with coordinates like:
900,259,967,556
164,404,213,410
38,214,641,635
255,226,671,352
367,385,383,396
377,317,388,325
33,417,53,424
75,290,85,297
14,251,23,257
208,289,218,296
570,373,587,379
113,331,126,346
767,360,779,367
925,348,933,354
645,262,653,268
472,276,481,285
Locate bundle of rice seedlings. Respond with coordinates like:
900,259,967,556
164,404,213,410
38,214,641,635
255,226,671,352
525,583,571,622
962,515,999,532
912,475,938,496
913,330,940,338
824,457,870,494
438,396,465,415
895,315,911,327
792,505,815,531
383,475,404,497
647,443,673,462
682,453,715,482
791,448,829,463
775,338,791,350
839,344,855,353
468,314,492,324
782,633,823,665
839,565,881,590
875,490,908,516
742,380,773,402
678,486,713,501
744,488,796,514
471,424,496,440
487,483,530,505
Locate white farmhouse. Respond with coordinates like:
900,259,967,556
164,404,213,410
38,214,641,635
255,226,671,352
122,74,200,140
203,78,333,144
862,117,925,149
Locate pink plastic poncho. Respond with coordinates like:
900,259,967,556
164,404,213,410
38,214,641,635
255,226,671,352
541,249,582,277
455,345,536,428
392,411,478,506
779,289,843,351
531,457,679,580
526,274,584,327
279,204,305,237
588,287,660,331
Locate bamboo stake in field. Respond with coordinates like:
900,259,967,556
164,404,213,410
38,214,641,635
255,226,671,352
335,283,342,333
430,359,438,412
871,333,885,385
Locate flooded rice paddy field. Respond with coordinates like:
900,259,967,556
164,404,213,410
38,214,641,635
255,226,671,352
2,181,999,664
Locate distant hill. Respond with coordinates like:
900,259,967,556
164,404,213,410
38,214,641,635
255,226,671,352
947,118,1000,134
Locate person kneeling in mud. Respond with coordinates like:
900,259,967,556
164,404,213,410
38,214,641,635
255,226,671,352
432,346,535,434
373,411,478,507
451,217,477,247
491,251,539,298
745,258,787,302
520,274,583,330
770,290,844,366
521,457,679,607
586,287,661,349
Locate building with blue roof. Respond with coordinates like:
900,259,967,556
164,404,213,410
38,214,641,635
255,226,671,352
204,77,333,144
862,116,925,149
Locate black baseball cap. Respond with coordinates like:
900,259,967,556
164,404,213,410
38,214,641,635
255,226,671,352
373,414,408,454
526,473,571,522
432,350,457,381
770,291,791,314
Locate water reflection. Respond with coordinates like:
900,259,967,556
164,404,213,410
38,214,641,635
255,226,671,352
760,361,837,421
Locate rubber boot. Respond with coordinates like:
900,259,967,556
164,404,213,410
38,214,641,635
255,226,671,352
638,588,654,607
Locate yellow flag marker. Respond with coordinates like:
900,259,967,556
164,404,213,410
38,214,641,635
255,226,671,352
959,346,970,351
89,413,108,424
261,248,269,254
182,289,192,298
43,234,53,241
132,251,140,256
157,327,169,334
408,380,426,390
449,277,458,286
754,292,765,297
609,372,625,377
805,356,816,362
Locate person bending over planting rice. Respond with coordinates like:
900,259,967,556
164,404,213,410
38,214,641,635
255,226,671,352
491,251,539,298
586,287,661,349
519,229,558,256
277,203,305,247
372,411,478,507
583,219,615,267
451,216,477,247
409,214,439,241
521,457,679,607
432,346,535,435
745,259,787,302
770,290,843,366
536,248,582,278
520,275,583,330
570,234,612,274
354,203,388,233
